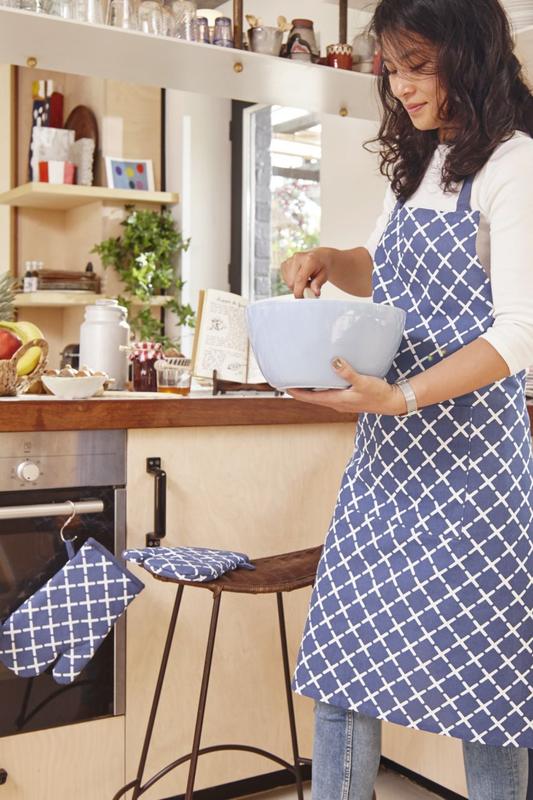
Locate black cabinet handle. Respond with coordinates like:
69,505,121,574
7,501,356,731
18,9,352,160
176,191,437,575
0,769,7,785
146,458,167,547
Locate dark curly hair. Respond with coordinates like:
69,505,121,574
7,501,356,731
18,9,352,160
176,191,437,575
366,0,533,201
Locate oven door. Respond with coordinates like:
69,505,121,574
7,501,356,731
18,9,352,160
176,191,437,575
0,485,126,738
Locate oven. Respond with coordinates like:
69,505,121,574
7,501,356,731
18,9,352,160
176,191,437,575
0,429,126,739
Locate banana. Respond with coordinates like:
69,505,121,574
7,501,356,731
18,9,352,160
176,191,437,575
0,320,44,376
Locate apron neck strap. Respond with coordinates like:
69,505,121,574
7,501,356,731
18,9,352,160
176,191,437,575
456,174,476,212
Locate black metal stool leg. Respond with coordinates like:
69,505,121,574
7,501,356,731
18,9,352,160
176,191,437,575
277,593,305,800
185,592,222,800
131,584,186,800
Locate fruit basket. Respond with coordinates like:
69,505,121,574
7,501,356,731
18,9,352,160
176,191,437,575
0,339,49,396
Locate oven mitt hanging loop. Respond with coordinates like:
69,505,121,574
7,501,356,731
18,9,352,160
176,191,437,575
0,538,144,685
123,545,255,583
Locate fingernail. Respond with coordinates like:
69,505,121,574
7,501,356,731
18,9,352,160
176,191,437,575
332,358,344,370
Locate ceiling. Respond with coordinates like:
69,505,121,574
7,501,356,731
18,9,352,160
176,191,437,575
197,0,227,8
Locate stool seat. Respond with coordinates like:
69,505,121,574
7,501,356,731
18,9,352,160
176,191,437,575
148,545,323,597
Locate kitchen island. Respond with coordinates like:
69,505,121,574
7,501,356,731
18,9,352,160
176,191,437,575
0,392,362,800
2,393,529,799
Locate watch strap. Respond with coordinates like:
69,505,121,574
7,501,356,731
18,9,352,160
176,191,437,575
397,379,418,415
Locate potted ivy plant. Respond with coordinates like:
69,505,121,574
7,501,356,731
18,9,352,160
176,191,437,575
91,205,195,347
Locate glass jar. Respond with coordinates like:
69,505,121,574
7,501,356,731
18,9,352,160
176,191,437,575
130,342,163,392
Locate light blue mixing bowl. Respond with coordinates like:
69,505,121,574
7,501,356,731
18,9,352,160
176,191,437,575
245,297,406,391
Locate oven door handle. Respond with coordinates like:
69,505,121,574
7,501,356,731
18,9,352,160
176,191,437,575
0,500,104,521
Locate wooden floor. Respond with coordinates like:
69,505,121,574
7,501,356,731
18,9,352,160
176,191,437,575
245,766,445,799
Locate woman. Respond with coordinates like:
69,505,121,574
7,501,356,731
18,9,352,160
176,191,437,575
282,1,533,798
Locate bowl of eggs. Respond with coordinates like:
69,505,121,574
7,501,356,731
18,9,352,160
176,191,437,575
41,365,111,399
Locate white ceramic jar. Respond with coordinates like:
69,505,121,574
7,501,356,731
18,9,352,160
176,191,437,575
79,299,130,390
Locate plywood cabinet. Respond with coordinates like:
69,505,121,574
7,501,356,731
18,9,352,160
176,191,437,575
0,718,124,799
124,422,355,798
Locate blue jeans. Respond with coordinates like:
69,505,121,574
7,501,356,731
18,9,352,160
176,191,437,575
312,701,529,800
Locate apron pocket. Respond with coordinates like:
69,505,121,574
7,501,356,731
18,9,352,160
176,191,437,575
365,403,473,544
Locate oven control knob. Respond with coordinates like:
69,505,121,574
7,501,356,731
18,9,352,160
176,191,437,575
16,460,40,482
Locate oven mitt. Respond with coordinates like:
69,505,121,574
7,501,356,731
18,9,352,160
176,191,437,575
0,538,144,685
122,545,255,583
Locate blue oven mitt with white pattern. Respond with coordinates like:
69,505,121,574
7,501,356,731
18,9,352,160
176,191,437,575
123,545,255,582
0,538,144,685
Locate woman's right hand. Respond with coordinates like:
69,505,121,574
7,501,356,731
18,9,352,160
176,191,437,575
280,247,335,298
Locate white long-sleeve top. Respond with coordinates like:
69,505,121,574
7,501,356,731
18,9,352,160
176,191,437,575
365,131,533,375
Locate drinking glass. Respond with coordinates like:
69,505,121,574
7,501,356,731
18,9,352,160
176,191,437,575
161,3,173,35
19,0,53,12
213,15,233,47
106,0,137,30
195,15,209,43
54,0,75,19
171,0,196,40
138,0,162,34
156,364,192,396
74,0,103,23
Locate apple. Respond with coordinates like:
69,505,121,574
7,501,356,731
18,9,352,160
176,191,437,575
0,328,22,360
0,320,44,376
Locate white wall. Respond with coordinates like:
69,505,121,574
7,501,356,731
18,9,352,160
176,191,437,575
165,89,232,354
319,113,386,299
165,0,389,351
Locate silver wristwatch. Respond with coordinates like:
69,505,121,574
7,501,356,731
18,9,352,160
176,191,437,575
396,379,418,415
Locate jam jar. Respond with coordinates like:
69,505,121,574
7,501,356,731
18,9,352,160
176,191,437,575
130,342,162,392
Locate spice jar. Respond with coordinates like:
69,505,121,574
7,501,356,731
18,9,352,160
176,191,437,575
286,19,319,62
130,342,163,392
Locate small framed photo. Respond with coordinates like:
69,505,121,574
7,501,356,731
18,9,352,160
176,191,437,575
105,156,155,191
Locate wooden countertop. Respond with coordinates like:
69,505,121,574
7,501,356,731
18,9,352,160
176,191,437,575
0,392,359,431
2,392,532,433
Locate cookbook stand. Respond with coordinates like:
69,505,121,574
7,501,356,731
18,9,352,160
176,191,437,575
211,370,283,396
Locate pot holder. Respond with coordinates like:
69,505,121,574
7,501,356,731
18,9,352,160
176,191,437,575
123,545,255,583
0,537,144,685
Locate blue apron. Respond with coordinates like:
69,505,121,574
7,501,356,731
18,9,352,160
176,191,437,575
293,175,533,747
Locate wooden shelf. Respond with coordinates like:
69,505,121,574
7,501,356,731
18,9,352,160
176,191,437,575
0,8,380,122
14,292,170,308
0,183,179,211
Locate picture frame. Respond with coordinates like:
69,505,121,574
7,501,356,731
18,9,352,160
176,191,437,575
105,156,155,192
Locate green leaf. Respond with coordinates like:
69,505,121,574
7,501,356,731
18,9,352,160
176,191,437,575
92,205,196,345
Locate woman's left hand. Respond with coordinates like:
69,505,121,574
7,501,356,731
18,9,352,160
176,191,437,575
286,357,407,415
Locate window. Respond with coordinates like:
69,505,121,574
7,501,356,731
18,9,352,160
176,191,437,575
241,104,321,300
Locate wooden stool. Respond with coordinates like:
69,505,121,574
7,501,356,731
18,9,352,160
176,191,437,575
112,545,322,800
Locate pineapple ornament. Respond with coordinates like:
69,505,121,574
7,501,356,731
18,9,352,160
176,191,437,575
0,272,15,322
